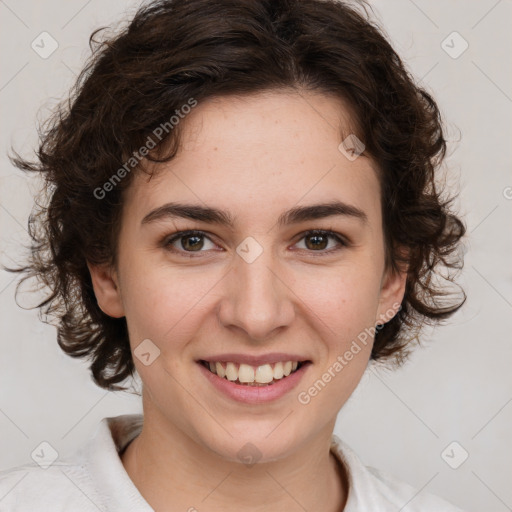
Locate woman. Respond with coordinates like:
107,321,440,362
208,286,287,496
0,0,467,510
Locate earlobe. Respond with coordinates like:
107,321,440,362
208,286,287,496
86,262,125,318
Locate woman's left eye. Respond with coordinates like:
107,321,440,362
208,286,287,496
293,230,347,253
162,229,347,257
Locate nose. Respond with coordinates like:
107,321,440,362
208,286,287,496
217,244,295,342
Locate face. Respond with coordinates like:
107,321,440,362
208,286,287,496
89,89,405,463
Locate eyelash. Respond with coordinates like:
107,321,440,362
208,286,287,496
161,229,348,258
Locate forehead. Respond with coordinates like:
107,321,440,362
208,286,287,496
123,90,381,228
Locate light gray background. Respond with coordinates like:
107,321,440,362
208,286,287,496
0,1,511,511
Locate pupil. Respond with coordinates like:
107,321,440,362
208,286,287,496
183,235,203,251
306,234,327,250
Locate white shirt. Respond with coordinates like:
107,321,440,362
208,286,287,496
0,414,465,511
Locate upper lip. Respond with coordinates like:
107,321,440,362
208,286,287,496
198,353,311,366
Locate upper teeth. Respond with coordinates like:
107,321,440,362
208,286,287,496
207,361,299,384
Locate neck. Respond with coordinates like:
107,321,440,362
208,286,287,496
121,407,348,512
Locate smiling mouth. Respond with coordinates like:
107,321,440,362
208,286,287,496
199,360,309,386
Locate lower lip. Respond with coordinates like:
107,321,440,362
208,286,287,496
197,362,310,404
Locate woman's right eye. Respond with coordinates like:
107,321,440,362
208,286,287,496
163,230,218,256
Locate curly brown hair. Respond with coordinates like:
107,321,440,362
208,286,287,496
3,0,466,392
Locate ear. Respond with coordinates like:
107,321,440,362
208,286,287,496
87,261,125,318
375,260,408,326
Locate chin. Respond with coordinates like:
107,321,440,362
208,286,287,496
196,418,306,465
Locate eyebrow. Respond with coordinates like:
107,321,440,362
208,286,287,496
141,200,368,228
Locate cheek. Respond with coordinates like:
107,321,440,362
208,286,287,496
298,273,376,411
120,259,221,352
292,263,382,338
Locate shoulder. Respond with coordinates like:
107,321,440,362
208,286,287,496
360,464,466,512
0,414,147,512
0,461,100,512
330,435,467,512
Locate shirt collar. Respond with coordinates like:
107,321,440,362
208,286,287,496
82,414,152,511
